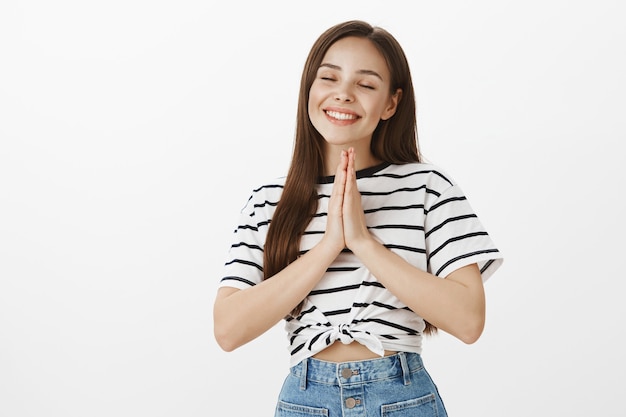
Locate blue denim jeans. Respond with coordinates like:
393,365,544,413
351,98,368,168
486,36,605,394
275,352,447,417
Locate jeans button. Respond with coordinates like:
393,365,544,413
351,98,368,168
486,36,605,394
345,397,357,408
341,368,352,379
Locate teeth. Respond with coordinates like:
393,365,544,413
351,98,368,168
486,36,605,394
326,110,357,120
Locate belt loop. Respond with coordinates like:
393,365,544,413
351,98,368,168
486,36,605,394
398,352,411,386
299,358,308,391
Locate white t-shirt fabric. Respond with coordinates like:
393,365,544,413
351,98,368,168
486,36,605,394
220,162,503,366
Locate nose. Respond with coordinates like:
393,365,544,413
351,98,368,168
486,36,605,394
334,84,354,102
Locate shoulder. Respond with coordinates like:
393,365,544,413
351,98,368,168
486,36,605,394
239,175,286,215
250,175,286,198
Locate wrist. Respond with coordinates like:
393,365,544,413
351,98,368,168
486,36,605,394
317,235,345,260
347,234,380,259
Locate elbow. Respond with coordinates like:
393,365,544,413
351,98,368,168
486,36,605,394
213,290,245,352
457,293,486,344
216,340,238,353
213,312,243,352
459,327,483,345
458,316,485,345
214,324,239,352
460,320,485,345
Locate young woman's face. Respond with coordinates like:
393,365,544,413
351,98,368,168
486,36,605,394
308,36,399,150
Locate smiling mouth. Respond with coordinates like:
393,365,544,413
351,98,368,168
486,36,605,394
325,110,359,121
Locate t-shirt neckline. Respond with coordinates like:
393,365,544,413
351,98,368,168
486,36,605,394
317,162,391,184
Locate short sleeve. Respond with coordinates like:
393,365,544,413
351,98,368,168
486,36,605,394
424,183,503,281
219,188,271,290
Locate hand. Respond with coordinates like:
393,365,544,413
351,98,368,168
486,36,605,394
341,148,372,250
323,149,348,254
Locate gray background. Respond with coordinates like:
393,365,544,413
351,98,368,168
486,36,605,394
1,0,624,415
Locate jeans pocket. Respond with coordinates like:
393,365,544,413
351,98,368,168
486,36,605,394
276,400,329,417
381,393,439,417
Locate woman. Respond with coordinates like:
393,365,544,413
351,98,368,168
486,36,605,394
214,20,503,416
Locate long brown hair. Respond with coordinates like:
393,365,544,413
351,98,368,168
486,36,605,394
263,20,435,334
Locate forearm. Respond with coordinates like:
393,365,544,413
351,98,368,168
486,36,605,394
213,238,341,351
351,238,485,343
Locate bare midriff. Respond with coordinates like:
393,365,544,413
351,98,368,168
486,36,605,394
312,341,397,362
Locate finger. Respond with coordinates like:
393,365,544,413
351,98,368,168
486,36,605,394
325,151,348,248
333,150,348,190
342,148,369,247
329,150,348,211
345,147,357,193
339,149,349,176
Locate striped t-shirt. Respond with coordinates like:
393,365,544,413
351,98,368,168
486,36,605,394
220,162,503,366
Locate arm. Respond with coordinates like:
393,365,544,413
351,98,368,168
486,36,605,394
351,240,485,343
342,148,486,343
213,151,350,352
213,239,342,351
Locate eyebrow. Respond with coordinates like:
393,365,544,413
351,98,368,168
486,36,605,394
319,63,384,81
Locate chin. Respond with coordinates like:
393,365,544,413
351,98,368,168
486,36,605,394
321,133,365,146
323,137,351,145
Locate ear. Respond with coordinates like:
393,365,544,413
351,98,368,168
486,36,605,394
381,88,402,120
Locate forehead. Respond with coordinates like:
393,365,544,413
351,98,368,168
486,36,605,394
321,36,390,78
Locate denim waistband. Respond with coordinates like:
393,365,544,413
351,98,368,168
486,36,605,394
291,351,423,388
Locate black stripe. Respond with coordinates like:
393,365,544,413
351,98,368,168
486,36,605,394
369,224,424,231
379,334,400,340
295,305,317,321
299,247,352,255
425,214,477,238
361,281,385,289
290,343,305,355
374,168,452,186
224,258,263,272
324,308,352,316
435,249,500,276
429,231,489,259
481,259,495,274
427,196,467,213
384,244,426,254
220,276,256,286
352,301,406,310
317,162,391,184
364,204,425,215
292,325,310,335
360,185,427,196
309,280,386,297
291,325,313,344
308,332,324,349
253,183,284,193
309,284,361,295
231,242,263,252
290,322,331,335
352,317,419,334
237,224,258,233
253,200,278,210
327,266,360,273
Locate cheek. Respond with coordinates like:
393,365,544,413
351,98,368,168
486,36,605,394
308,87,326,117
308,84,322,105
307,91,321,127
374,96,395,118
307,97,316,119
